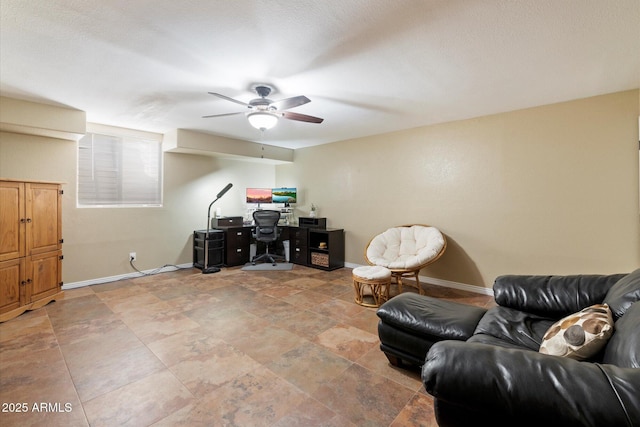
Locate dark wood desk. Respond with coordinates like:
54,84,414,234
206,224,345,271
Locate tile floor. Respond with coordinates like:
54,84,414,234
0,265,494,427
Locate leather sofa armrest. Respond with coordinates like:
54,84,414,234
422,340,640,427
376,293,487,340
493,274,626,317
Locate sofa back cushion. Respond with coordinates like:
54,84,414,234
493,274,625,317
602,268,640,321
602,301,640,368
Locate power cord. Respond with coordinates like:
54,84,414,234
129,259,191,276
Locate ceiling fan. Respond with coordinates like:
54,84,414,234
203,85,324,130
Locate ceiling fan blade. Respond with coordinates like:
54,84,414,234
202,111,245,118
282,111,324,123
208,92,251,107
270,95,310,111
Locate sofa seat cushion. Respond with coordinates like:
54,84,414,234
539,303,614,360
377,293,487,341
603,268,640,320
466,333,537,350
472,306,555,351
366,225,445,270
603,301,640,368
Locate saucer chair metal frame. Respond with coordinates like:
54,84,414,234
364,224,447,295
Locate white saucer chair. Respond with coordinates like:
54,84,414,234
364,224,447,295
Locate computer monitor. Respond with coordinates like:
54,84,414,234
246,188,272,204
271,187,297,204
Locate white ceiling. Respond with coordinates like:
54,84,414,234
1,0,639,150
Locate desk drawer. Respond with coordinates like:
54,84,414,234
227,228,251,245
226,246,249,266
290,229,308,246
291,247,308,265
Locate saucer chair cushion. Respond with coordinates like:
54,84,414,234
366,225,446,271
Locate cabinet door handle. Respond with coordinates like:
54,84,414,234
26,218,32,223
236,232,242,236
20,218,26,223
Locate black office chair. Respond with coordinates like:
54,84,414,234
252,210,285,266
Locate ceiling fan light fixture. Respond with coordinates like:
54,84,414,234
247,111,278,130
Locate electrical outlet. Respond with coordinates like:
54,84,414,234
129,252,136,262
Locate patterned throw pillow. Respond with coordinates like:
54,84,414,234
539,303,614,360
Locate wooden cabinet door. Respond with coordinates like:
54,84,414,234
0,181,25,262
27,250,62,303
25,183,62,256
0,258,25,315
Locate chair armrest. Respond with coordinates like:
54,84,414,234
493,274,626,317
422,340,640,427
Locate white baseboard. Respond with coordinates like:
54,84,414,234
65,262,493,296
62,263,193,290
344,262,493,296
423,275,494,296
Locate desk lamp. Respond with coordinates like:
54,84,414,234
203,183,233,274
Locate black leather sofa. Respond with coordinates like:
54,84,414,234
377,268,640,427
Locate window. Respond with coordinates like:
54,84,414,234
78,130,162,207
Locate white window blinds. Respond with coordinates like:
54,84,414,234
78,132,162,207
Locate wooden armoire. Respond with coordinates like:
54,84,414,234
0,179,63,322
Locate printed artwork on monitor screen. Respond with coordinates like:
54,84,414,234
246,188,272,204
272,187,297,204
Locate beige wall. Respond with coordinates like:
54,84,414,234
0,131,275,284
1,90,638,289
277,90,640,288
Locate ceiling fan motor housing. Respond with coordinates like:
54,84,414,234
254,85,272,98
250,85,275,110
